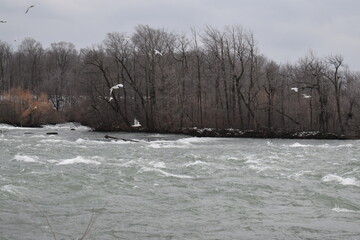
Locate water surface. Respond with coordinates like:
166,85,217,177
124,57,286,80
1,123,359,239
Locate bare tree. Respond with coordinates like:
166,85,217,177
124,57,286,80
0,41,12,91
263,60,281,132
324,55,345,134
17,38,44,92
81,46,131,129
46,42,77,111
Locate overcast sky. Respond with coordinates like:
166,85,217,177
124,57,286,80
1,0,359,71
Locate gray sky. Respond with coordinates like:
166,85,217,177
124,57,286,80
1,0,359,71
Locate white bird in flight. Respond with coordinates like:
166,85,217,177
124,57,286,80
290,87,298,92
25,5,35,14
132,118,141,128
302,94,311,99
154,49,163,56
109,83,124,95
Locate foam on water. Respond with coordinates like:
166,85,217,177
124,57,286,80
139,167,193,179
39,139,72,144
321,174,359,187
288,142,354,149
76,138,142,146
0,184,26,196
332,207,360,213
12,154,41,163
248,164,272,173
42,122,91,131
177,137,217,144
0,124,34,130
149,161,166,169
184,160,208,167
148,140,192,149
288,170,314,179
146,137,215,149
288,142,312,148
56,156,101,165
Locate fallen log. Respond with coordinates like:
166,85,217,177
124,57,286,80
104,135,139,142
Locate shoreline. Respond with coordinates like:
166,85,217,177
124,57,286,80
1,122,357,140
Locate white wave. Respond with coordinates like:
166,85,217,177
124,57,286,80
42,122,91,131
177,137,217,144
334,144,353,148
184,160,208,167
75,138,109,145
139,167,193,179
39,139,71,144
147,137,214,149
0,123,14,129
332,207,360,213
288,142,354,149
148,141,191,149
0,124,34,130
288,170,314,180
76,138,138,145
317,143,354,149
289,143,312,148
0,184,26,195
321,174,359,187
57,156,101,165
248,164,271,173
13,154,41,163
149,161,166,169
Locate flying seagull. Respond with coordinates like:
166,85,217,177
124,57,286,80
132,118,141,128
154,49,163,56
25,5,35,14
0,20,7,23
302,94,311,99
109,83,124,95
290,87,298,92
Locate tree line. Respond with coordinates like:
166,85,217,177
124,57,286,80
1,25,360,136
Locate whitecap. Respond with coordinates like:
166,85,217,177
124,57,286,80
184,160,208,167
42,122,91,131
248,164,271,173
318,144,353,149
139,167,193,179
149,161,166,169
177,137,217,144
332,207,360,213
288,143,311,148
288,170,314,179
0,184,26,195
0,124,34,130
321,174,359,187
56,156,101,165
39,139,71,144
148,141,191,149
13,154,41,163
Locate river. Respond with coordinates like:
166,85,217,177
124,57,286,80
0,123,359,239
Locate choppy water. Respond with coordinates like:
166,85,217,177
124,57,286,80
0,123,359,239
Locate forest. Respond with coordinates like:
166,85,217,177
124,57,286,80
1,25,360,137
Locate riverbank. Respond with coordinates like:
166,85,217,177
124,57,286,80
103,126,353,140
180,127,351,140
1,122,356,140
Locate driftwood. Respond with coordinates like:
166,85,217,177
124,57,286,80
46,132,58,135
104,135,139,142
